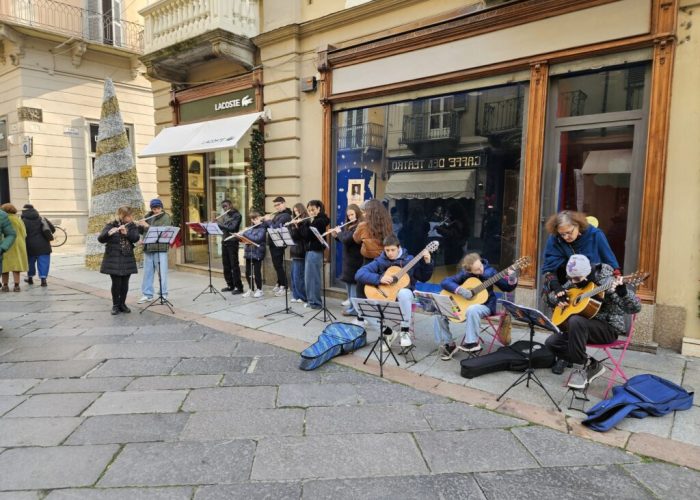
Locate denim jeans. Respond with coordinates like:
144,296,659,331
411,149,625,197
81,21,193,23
304,250,323,307
396,288,414,329
28,254,51,278
291,258,307,301
345,282,357,314
433,304,490,345
141,251,169,298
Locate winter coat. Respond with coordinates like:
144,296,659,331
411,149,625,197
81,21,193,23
544,263,641,336
21,207,54,256
265,208,292,252
242,225,266,260
289,223,306,260
300,213,330,252
355,248,433,290
334,226,362,283
97,221,140,276
1,214,28,272
217,209,242,247
138,211,172,253
0,210,16,254
352,221,385,260
440,259,517,315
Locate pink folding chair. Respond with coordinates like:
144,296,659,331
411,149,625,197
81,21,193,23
586,313,637,398
477,311,509,354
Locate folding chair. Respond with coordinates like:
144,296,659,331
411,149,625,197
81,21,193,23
478,311,509,354
586,313,637,399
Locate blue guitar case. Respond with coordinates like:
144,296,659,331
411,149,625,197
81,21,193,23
299,322,367,371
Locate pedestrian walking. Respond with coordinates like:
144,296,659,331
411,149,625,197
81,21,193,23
21,204,55,287
1,203,28,292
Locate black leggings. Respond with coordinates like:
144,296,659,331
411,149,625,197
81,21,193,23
245,258,262,290
545,315,618,365
110,274,131,306
270,247,288,287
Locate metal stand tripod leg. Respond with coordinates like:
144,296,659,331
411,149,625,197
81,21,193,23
265,257,302,318
141,252,174,314
303,259,336,325
362,314,400,378
193,232,227,302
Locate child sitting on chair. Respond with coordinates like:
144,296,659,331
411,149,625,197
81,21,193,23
242,210,267,298
434,252,518,360
355,234,433,351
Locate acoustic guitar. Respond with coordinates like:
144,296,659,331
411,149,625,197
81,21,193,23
440,256,531,323
364,241,440,301
551,271,649,326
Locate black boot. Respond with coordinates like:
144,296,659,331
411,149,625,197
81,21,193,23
111,305,121,315
24,277,34,285
40,278,47,287
119,303,131,313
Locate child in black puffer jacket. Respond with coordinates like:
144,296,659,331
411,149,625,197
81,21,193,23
241,210,267,298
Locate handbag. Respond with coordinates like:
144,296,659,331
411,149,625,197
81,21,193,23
40,217,54,241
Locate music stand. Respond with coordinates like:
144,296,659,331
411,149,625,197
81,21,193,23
355,298,404,378
264,228,301,318
303,226,337,325
496,299,562,411
140,226,179,314
413,290,464,375
188,222,227,302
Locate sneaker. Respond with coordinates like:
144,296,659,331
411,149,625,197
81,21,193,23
551,358,568,375
222,286,233,292
253,289,264,298
303,302,310,308
110,306,120,315
440,343,456,361
309,304,322,310
274,287,286,297
381,328,398,352
567,364,588,390
137,296,153,304
242,290,252,298
458,342,482,353
399,329,412,347
341,299,350,307
352,317,368,328
272,285,281,293
24,277,34,285
232,289,244,295
586,358,606,385
341,309,357,317
119,304,131,313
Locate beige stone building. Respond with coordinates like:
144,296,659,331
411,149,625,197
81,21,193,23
0,0,157,244
139,0,699,355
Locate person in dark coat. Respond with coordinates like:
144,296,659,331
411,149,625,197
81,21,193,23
21,204,55,287
330,203,363,316
263,196,293,295
288,203,308,303
298,200,329,310
97,205,141,315
217,199,244,294
241,210,267,298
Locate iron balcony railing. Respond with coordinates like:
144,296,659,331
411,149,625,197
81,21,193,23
478,95,524,135
0,0,144,53
559,90,588,117
400,111,460,145
337,123,384,151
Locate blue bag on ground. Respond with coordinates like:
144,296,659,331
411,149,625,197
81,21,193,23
299,322,367,371
582,374,694,432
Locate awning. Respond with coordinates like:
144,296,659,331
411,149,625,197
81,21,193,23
581,149,632,174
139,112,263,158
384,170,475,200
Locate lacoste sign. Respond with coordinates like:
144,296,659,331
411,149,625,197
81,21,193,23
214,95,253,111
179,89,256,123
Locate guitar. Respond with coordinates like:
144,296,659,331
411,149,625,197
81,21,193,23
364,241,440,301
551,271,649,326
440,256,531,323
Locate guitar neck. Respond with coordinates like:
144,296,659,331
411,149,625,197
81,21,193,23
469,264,518,294
393,252,424,281
578,275,634,300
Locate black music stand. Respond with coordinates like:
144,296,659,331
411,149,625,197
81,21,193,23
413,290,465,375
265,227,301,318
496,299,561,411
303,226,337,325
140,225,179,314
189,222,227,302
356,298,404,377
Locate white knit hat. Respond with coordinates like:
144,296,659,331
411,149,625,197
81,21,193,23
566,254,591,278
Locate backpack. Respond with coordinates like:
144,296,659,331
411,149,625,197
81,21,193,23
299,322,366,371
582,374,694,432
41,217,54,241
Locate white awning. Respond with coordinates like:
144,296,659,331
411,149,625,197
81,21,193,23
384,170,476,200
581,149,632,174
139,112,263,158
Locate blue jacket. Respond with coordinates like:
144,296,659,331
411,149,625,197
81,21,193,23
542,226,619,277
242,225,266,260
355,248,433,290
441,259,517,314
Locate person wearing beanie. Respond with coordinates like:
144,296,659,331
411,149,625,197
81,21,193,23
21,204,55,287
543,254,641,390
137,199,172,304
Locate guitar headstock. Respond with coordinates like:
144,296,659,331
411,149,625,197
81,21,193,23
512,256,531,270
623,271,650,288
425,241,440,253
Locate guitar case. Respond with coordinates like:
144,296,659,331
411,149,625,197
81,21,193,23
460,340,555,379
299,322,367,371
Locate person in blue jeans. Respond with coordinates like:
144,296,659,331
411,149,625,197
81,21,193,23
298,200,329,310
288,203,308,304
241,210,267,298
330,203,363,316
137,199,172,303
434,252,518,360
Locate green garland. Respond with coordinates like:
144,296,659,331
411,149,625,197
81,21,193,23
169,156,183,227
250,128,265,212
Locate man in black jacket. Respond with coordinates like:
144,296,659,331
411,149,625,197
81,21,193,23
217,200,244,294
263,196,292,296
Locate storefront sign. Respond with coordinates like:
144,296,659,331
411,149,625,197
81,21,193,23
179,89,256,123
388,153,486,173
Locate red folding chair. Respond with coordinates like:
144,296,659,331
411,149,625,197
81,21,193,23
586,313,637,398
477,311,509,354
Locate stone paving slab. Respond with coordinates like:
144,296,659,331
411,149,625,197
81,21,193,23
125,374,222,391
623,462,700,500
305,404,431,435
179,408,305,440
23,328,89,338
251,434,429,480
181,386,277,411
0,444,118,490
45,487,194,500
171,356,252,375
0,344,89,362
5,392,100,418
75,341,240,360
0,360,100,379
87,358,180,378
84,390,188,415
0,395,26,416
222,370,323,386
0,492,39,499
0,378,39,395
193,483,301,500
0,417,83,446
78,326,139,336
120,330,208,343
419,402,527,430
670,408,700,446
277,382,359,407
511,426,639,467
28,377,132,394
66,413,190,445
355,381,448,405
98,440,255,487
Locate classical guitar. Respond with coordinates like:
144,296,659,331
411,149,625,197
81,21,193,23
364,241,440,301
551,271,649,326
440,256,531,323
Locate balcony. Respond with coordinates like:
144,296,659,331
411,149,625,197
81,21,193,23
140,0,259,82
337,123,384,151
0,0,143,54
400,111,460,155
478,95,524,136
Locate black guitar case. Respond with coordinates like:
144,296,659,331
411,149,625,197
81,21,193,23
460,340,555,379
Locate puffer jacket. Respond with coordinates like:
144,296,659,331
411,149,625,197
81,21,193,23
0,210,16,254
21,207,54,256
355,248,433,290
242,225,267,260
97,221,140,276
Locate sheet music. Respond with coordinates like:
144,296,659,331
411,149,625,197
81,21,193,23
143,226,180,245
309,226,329,249
499,299,561,335
186,222,222,235
414,291,461,320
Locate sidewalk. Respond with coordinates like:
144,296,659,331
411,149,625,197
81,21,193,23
0,252,696,497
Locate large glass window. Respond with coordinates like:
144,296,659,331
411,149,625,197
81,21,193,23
333,82,527,284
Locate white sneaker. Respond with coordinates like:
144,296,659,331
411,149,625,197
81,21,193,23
242,290,252,298
303,303,310,308
274,287,286,297
341,299,350,307
381,328,399,352
352,317,368,327
253,289,264,298
400,329,413,347
137,296,152,304
272,285,281,293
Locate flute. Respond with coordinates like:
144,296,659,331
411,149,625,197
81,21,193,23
222,221,264,242
212,209,232,222
285,215,312,226
109,213,159,234
322,220,357,237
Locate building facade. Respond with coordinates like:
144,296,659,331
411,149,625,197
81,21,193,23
141,0,699,355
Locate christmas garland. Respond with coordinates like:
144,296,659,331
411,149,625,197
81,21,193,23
169,156,183,227
250,128,265,212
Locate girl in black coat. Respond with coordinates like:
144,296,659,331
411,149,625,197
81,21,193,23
97,205,141,315
21,204,55,286
298,200,329,309
330,203,363,316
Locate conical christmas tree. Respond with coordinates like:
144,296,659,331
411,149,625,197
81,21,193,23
85,78,145,269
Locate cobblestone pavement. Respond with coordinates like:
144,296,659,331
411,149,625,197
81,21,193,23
1,271,699,498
